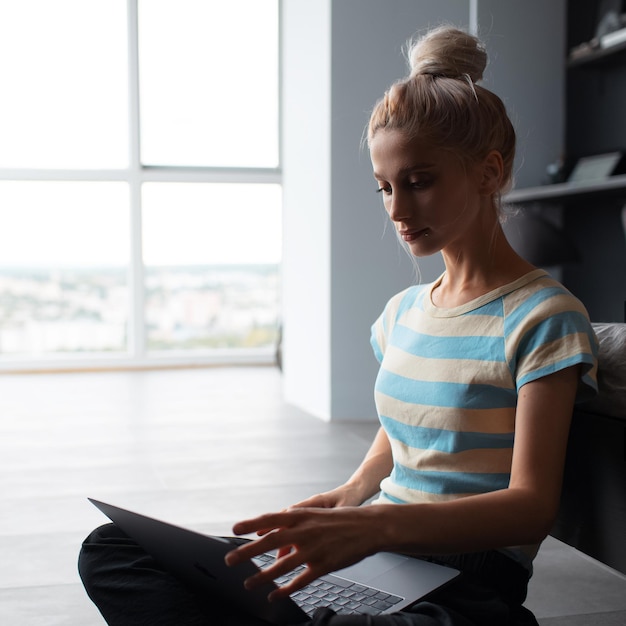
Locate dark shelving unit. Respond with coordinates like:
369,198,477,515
506,174,626,205
509,2,626,323
567,37,626,68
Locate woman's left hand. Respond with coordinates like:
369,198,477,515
224,505,383,601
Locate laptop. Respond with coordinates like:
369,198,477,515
89,498,460,625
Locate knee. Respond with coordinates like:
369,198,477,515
82,523,126,545
78,523,129,589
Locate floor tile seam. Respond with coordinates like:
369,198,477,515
537,608,626,620
0,581,86,592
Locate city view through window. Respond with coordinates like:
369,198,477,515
145,264,280,351
0,267,128,355
0,181,282,358
0,264,280,355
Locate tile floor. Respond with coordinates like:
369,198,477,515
1,367,625,625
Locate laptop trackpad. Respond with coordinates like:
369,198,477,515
331,552,459,601
332,552,410,585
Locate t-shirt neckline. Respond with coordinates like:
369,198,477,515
424,269,549,318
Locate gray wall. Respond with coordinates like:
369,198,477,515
281,0,566,421
327,0,469,419
477,0,566,189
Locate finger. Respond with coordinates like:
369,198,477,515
285,497,317,508
255,527,278,537
288,495,330,509
243,552,306,591
256,505,303,536
276,545,293,559
268,568,319,601
232,511,295,536
225,531,290,567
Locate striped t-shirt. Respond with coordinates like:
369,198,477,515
370,269,598,513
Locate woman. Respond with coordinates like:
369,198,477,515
79,25,598,625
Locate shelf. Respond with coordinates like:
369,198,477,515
568,34,626,68
505,174,626,204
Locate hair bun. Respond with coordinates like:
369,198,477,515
408,25,487,83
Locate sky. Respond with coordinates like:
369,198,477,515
0,0,280,268
0,181,282,267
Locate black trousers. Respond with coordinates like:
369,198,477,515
78,524,539,626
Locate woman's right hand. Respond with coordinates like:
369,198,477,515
264,485,365,558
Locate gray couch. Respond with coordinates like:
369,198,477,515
551,323,626,574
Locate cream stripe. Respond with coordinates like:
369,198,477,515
374,287,415,354
376,480,475,504
389,438,513,474
505,295,591,364
400,306,504,337
375,390,516,434
505,291,588,329
520,331,594,374
373,320,387,355
381,344,512,386
503,278,585,316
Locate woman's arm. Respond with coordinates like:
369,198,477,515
379,364,580,555
226,366,579,598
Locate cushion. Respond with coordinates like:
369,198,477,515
579,322,626,419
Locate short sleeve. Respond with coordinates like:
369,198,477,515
370,311,385,363
507,292,599,402
370,286,419,364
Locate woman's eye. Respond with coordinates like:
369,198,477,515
410,178,432,189
376,185,391,195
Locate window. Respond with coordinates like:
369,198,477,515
142,182,281,352
0,1,129,169
0,0,281,367
0,182,130,356
139,0,279,168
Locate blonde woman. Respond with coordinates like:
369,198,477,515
80,26,598,626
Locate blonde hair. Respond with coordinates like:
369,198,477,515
368,25,516,197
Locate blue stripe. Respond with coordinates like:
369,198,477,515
376,369,517,410
394,287,424,323
505,285,568,334
379,414,514,453
390,326,506,362
391,463,510,495
379,491,409,504
370,286,427,363
467,298,504,317
516,311,593,358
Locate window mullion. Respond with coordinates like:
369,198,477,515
140,167,281,185
127,0,145,360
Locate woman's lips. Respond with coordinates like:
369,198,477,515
399,228,428,242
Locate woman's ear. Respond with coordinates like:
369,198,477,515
479,150,504,195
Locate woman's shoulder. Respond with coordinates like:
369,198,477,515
502,270,590,321
383,282,433,316
372,281,434,340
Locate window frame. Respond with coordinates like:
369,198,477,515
0,0,282,372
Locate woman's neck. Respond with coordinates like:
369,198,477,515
432,224,536,309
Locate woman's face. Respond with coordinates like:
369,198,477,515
369,129,485,258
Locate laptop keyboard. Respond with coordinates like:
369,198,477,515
252,553,403,616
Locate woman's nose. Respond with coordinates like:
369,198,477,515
387,192,411,223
